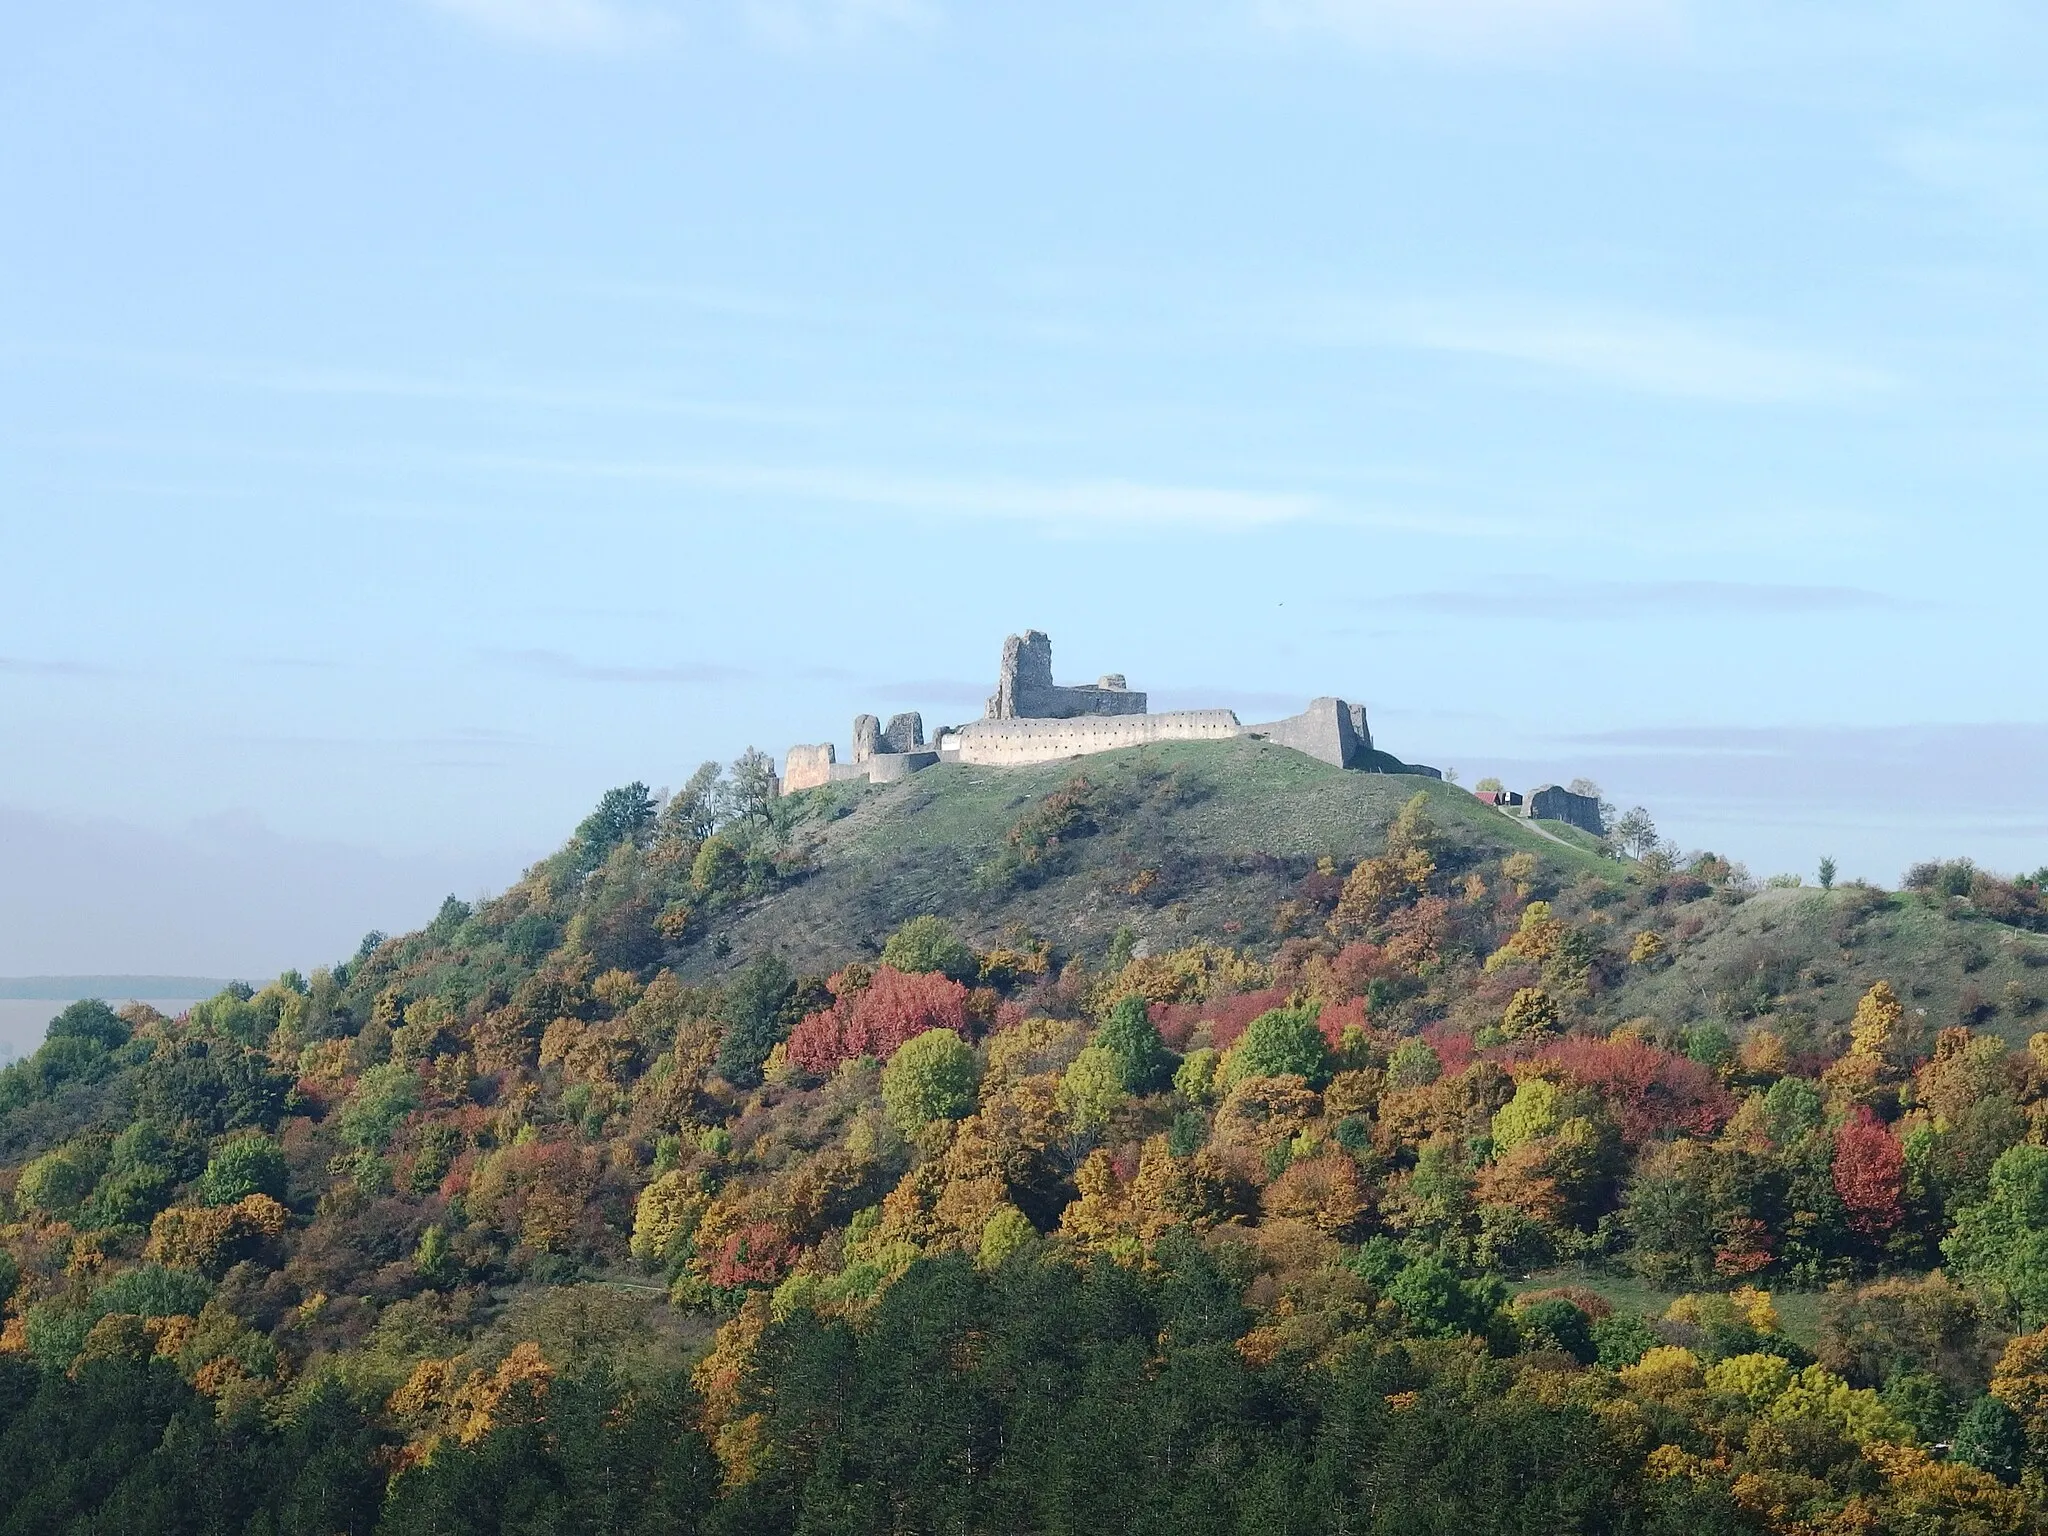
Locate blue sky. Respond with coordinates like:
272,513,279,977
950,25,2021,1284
5,0,2048,976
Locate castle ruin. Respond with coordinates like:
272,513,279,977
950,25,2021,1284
779,630,1433,792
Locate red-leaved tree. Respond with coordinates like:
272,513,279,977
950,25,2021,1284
706,1221,794,1289
1832,1106,1905,1240
1151,986,1292,1051
1522,1036,1732,1149
785,965,970,1075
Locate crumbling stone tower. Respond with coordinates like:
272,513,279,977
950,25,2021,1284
985,630,1146,720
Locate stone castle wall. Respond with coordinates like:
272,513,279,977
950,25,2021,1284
777,630,1429,791
938,709,1241,766
782,742,837,793
1244,697,1369,770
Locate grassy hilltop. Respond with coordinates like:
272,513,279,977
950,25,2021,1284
696,739,1609,977
6,741,2048,1530
697,739,2048,1052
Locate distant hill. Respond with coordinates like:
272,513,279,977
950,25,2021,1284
0,976,236,1001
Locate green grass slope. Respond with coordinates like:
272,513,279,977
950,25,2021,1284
1601,881,2048,1045
689,740,1603,978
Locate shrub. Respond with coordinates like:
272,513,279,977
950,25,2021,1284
879,916,978,984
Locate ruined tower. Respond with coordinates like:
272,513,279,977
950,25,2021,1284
984,630,1147,720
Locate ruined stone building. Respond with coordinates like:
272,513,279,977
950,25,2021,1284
1525,784,1606,836
779,630,1430,791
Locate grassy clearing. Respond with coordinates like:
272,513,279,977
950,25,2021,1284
1509,1265,1832,1348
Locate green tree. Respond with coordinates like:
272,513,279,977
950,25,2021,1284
197,1133,288,1207
690,834,746,897
659,760,725,846
1057,1045,1125,1136
882,1028,979,1134
1387,1254,1507,1340
1881,1369,1956,1444
1501,987,1560,1041
1226,1006,1330,1087
45,998,129,1051
1591,1310,1661,1368
1387,791,1441,859
1517,1297,1597,1363
337,1061,420,1152
1387,1036,1442,1088
1818,855,1838,891
880,916,978,983
17,1143,100,1219
1096,994,1175,1094
1682,1022,1734,1069
1944,1144,2048,1326
1173,1047,1220,1103
1953,1394,2028,1482
1763,1076,1824,1144
720,748,779,828
714,954,792,1088
574,782,658,864
415,1224,458,1286
90,1263,211,1320
1611,806,1659,860
977,1206,1035,1269
1491,1077,1563,1154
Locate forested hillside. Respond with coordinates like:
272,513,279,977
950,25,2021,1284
6,743,2048,1532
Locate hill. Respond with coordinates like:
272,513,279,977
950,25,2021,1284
697,740,1609,977
697,741,2048,1055
3,745,2048,1530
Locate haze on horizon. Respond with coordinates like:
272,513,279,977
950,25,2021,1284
6,0,2048,979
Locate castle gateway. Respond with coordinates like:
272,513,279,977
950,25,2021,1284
779,630,1434,792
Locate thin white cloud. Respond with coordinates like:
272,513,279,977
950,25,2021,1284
422,0,933,51
1280,297,1892,404
19,341,837,429
481,453,1325,531
423,0,676,50
1254,0,1682,57
0,656,119,679
742,0,938,48
1895,115,2048,228
494,649,754,684
1396,304,1891,403
1387,579,1920,619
